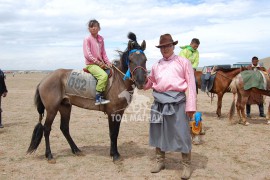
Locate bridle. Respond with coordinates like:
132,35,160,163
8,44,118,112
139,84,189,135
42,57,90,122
123,49,147,82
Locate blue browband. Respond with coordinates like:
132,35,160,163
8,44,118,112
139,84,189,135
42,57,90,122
128,49,144,55
123,49,144,80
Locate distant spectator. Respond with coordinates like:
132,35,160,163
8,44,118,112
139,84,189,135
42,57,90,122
246,56,266,118
0,69,8,128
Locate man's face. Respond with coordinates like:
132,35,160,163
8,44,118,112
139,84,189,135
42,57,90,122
190,42,199,50
252,59,259,66
160,44,174,59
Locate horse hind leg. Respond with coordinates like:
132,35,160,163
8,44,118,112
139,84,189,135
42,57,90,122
235,92,242,124
59,102,82,155
267,102,270,124
239,96,250,126
43,110,58,164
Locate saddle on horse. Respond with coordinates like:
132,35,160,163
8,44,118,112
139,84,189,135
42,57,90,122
201,66,216,92
65,69,112,100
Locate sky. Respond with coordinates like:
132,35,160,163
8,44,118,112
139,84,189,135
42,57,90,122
1,0,270,70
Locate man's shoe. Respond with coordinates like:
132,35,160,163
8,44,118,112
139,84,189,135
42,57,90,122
259,114,266,117
0,124,4,128
246,114,251,118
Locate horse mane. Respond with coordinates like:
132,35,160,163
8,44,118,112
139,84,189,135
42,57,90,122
217,67,241,72
118,32,142,73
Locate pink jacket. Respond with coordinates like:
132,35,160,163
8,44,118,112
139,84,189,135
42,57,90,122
144,54,196,112
83,34,110,65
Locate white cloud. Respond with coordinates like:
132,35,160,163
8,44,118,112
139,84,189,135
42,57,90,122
0,0,270,70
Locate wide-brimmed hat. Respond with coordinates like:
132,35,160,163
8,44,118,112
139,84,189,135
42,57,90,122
156,34,178,48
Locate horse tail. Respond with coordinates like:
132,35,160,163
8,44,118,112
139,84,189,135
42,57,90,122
229,93,236,123
127,32,137,41
228,77,238,123
27,122,44,154
228,75,238,93
27,84,45,154
34,84,45,122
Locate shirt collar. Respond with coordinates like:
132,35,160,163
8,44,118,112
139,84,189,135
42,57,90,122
252,64,260,67
163,53,176,61
90,34,103,42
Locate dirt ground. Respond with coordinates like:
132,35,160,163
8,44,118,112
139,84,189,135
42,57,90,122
0,73,270,180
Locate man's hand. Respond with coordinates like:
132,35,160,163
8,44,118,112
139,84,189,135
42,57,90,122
100,63,106,69
2,92,7,97
186,111,195,118
106,63,113,68
96,61,106,69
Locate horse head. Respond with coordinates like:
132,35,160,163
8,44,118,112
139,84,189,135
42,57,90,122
122,32,147,89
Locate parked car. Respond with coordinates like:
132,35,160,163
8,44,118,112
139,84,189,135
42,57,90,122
232,62,264,68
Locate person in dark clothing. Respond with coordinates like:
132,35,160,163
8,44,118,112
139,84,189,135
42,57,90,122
246,56,266,118
0,69,8,128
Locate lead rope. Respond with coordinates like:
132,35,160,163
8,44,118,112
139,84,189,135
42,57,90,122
112,65,134,82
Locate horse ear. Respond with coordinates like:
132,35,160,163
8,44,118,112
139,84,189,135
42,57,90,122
128,40,133,50
141,40,146,51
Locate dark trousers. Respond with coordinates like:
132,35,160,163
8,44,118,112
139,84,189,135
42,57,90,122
0,96,2,125
246,103,264,115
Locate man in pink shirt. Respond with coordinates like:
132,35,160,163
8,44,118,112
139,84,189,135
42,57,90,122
83,19,112,105
144,34,196,179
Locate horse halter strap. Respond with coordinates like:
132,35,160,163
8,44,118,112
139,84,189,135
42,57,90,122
123,49,147,81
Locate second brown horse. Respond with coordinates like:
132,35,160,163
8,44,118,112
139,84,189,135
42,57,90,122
195,67,245,117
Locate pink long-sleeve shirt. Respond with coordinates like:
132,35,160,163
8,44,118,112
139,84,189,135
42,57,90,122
83,34,110,65
144,54,196,112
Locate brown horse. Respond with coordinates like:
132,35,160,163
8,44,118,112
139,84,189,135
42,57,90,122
195,67,245,117
229,70,270,125
27,32,148,163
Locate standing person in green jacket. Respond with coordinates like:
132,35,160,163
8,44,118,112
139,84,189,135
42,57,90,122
180,38,205,138
179,38,200,71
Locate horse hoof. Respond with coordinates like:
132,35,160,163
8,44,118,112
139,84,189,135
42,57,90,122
240,122,249,126
244,122,250,126
48,159,56,164
75,151,85,156
112,154,122,162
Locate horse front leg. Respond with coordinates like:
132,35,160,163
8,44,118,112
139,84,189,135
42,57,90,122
59,104,82,155
108,112,123,161
216,93,224,117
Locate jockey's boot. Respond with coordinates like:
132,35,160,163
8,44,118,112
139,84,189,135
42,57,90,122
259,103,266,117
150,148,165,173
95,92,110,105
181,152,192,179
